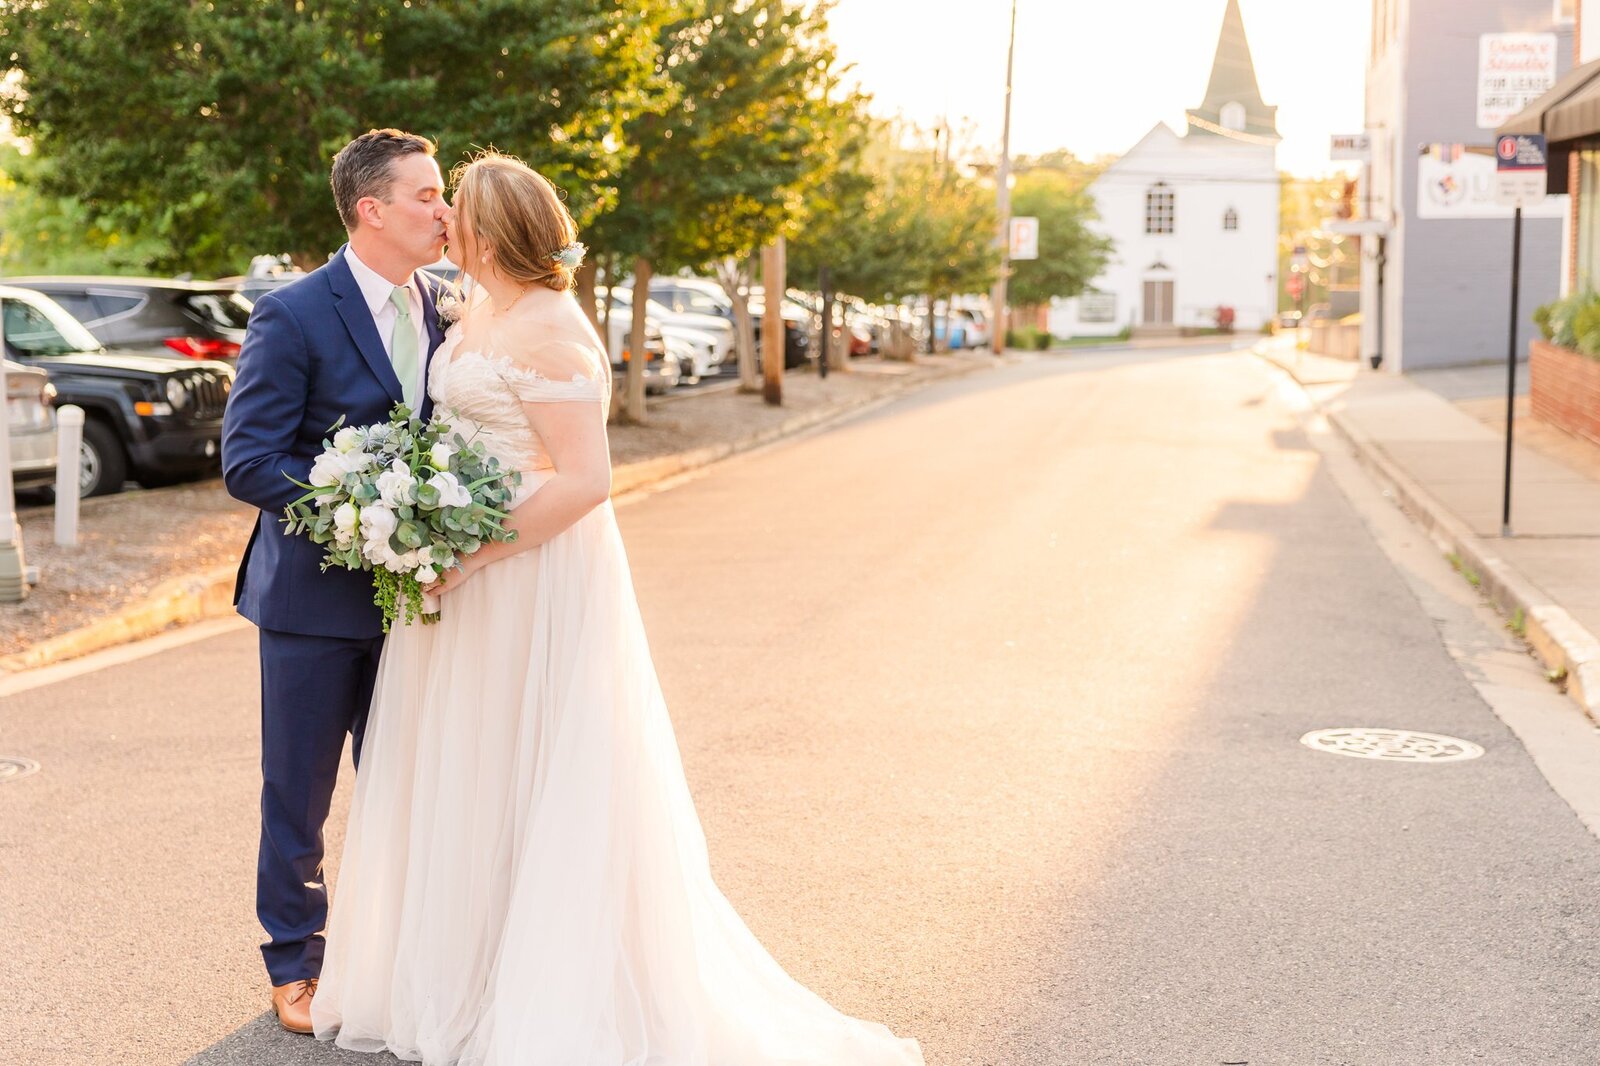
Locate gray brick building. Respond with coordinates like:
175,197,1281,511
1360,0,1574,371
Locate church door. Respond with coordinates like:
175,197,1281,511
1142,280,1174,326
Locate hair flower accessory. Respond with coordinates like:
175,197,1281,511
552,241,587,271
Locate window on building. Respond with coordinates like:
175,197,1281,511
1220,102,1247,132
1079,291,1117,324
1556,0,1576,25
1223,208,1239,231
1145,183,1175,235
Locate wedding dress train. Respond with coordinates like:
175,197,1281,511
311,291,923,1066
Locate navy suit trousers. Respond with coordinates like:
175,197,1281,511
256,627,384,984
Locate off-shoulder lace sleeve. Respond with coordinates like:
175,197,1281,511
493,338,610,403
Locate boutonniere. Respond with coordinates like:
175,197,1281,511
435,290,463,327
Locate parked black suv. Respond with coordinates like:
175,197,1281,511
1,285,233,496
10,276,252,361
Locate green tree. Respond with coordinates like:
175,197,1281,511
787,117,926,305
1278,172,1352,313
576,0,856,417
0,145,173,274
914,164,998,328
1004,169,1111,308
0,0,679,275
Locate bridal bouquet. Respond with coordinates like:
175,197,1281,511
283,404,521,630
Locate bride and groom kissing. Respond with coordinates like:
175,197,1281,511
219,128,924,1064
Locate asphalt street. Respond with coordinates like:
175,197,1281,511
4,345,1599,1065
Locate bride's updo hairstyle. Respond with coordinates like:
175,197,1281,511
451,150,581,293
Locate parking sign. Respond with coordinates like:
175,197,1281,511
1008,217,1038,261
1495,133,1548,207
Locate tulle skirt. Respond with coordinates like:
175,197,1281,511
310,493,923,1066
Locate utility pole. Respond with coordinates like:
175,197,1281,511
989,0,1018,356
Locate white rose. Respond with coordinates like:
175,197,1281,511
425,470,473,509
332,502,359,546
346,448,377,473
376,459,418,507
308,450,351,488
415,564,438,585
333,426,362,453
428,441,457,471
359,503,398,549
363,539,402,571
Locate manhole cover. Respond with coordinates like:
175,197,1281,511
1300,729,1484,763
0,756,40,782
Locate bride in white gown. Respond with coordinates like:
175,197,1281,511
309,152,923,1066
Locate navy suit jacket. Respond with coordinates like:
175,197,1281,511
222,246,446,639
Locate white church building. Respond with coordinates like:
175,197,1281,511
1050,0,1280,338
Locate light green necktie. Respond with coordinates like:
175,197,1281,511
388,285,420,408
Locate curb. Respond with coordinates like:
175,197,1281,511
1,355,996,675
0,564,240,673
1255,346,1600,723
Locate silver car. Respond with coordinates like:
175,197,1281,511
6,359,57,492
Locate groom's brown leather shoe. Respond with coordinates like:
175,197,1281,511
270,978,318,1034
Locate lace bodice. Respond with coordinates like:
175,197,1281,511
426,285,611,476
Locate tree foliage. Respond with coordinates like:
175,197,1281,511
584,0,853,271
0,0,681,274
0,145,173,274
580,0,855,412
1277,173,1350,312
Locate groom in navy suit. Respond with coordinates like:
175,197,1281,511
221,129,449,1035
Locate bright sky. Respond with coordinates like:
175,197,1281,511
826,0,1371,177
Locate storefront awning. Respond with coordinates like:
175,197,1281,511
1500,56,1600,144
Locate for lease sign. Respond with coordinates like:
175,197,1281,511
1478,33,1558,130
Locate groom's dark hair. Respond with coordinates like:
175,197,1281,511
330,129,438,231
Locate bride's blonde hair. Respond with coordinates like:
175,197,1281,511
450,150,580,293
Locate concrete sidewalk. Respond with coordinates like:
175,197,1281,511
1259,340,1600,719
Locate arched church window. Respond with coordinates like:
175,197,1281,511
1145,183,1174,235
1221,102,1247,131
1223,207,1239,231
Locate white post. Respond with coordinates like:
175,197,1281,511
54,405,84,547
0,288,27,603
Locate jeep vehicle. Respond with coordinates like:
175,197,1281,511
0,285,233,497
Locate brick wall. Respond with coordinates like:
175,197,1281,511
1531,339,1600,447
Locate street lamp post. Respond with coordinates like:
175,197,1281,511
989,0,1018,356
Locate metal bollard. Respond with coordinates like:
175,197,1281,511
55,405,84,547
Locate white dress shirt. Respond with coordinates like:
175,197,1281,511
345,246,429,401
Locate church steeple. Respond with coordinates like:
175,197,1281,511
1185,0,1280,141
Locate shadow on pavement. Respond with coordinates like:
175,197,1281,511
181,1014,406,1065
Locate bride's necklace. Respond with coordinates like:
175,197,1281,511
491,285,532,315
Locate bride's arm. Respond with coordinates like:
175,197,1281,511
433,400,611,591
